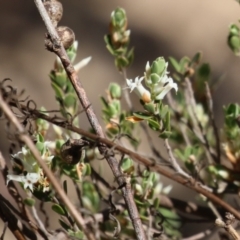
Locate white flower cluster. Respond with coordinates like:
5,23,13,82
7,173,40,192
126,59,178,103
6,142,54,192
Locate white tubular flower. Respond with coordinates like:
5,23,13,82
126,76,151,103
155,76,178,100
7,173,40,192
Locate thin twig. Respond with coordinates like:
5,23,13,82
0,93,94,240
39,201,49,229
164,139,192,179
34,1,146,239
205,82,221,163
122,68,133,111
184,77,217,163
29,196,50,238
147,208,152,240
216,213,240,240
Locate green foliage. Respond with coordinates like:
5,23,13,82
228,23,240,55
120,157,134,174
8,3,240,240
52,203,66,215
175,145,203,173
23,197,35,206
50,41,80,126
82,181,100,212
221,104,240,170
101,83,140,148
104,7,134,71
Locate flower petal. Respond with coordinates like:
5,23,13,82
155,77,178,100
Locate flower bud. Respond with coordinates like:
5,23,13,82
109,83,122,99
57,26,75,50
110,8,128,30
44,0,63,27
150,57,168,81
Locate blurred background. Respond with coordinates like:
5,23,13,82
0,0,240,239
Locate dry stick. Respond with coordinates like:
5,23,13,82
216,213,240,240
0,94,95,240
14,104,240,221
34,1,146,239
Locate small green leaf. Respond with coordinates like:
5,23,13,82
84,163,91,175
190,52,202,66
197,63,210,80
109,83,121,99
120,157,134,173
229,24,239,36
147,172,157,183
179,56,190,74
168,57,181,72
64,94,77,108
100,96,109,109
115,56,129,69
165,111,171,131
59,219,71,231
53,72,67,88
127,47,134,66
68,230,85,239
52,204,66,216
147,119,160,131
144,102,155,114
36,141,44,153
111,8,127,29
150,73,160,84
153,198,160,208
36,133,44,143
159,131,172,139
135,199,145,206
159,207,180,221
229,35,240,52
159,105,169,119
51,82,64,99
151,57,166,76
24,198,35,206
133,111,152,120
